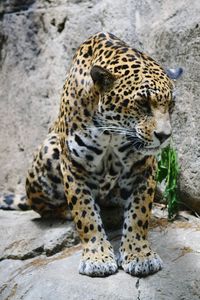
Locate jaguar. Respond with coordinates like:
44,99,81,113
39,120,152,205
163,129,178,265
1,32,182,277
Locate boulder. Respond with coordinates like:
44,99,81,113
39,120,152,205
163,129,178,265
0,210,79,261
0,209,200,300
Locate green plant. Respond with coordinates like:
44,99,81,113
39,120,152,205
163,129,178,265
156,145,180,219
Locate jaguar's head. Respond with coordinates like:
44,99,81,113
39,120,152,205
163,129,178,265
91,53,182,155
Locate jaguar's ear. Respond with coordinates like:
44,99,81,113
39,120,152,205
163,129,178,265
90,65,116,92
165,67,183,80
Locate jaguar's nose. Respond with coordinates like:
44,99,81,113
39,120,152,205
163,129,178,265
154,131,171,144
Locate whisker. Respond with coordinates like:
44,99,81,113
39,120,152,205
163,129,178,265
87,122,145,151
91,125,137,136
88,117,141,141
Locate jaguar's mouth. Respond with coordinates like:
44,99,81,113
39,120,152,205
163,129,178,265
138,145,161,155
146,146,160,151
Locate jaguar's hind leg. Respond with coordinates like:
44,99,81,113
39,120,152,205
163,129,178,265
26,132,71,219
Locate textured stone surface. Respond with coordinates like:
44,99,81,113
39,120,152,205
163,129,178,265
0,2,200,205
0,209,200,300
0,210,79,261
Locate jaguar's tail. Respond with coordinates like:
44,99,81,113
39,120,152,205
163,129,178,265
0,193,30,211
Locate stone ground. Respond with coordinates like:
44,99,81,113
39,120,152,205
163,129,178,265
0,207,200,300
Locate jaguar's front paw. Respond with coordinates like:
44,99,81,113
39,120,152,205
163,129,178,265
79,258,118,277
79,245,118,277
119,250,163,277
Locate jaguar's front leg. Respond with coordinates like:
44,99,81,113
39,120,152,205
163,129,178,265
119,156,163,277
62,158,117,277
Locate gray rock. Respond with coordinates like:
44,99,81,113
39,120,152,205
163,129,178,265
0,210,79,261
0,1,200,208
0,209,200,300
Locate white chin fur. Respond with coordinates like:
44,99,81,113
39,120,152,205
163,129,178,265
140,147,161,156
141,138,170,155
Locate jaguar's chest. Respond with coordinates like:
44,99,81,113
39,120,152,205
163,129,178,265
68,130,141,205
68,129,135,172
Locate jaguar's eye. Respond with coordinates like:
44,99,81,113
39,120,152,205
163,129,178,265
138,98,152,115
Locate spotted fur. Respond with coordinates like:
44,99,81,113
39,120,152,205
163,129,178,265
1,32,180,277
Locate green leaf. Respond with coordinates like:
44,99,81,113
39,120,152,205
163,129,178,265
156,144,180,219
